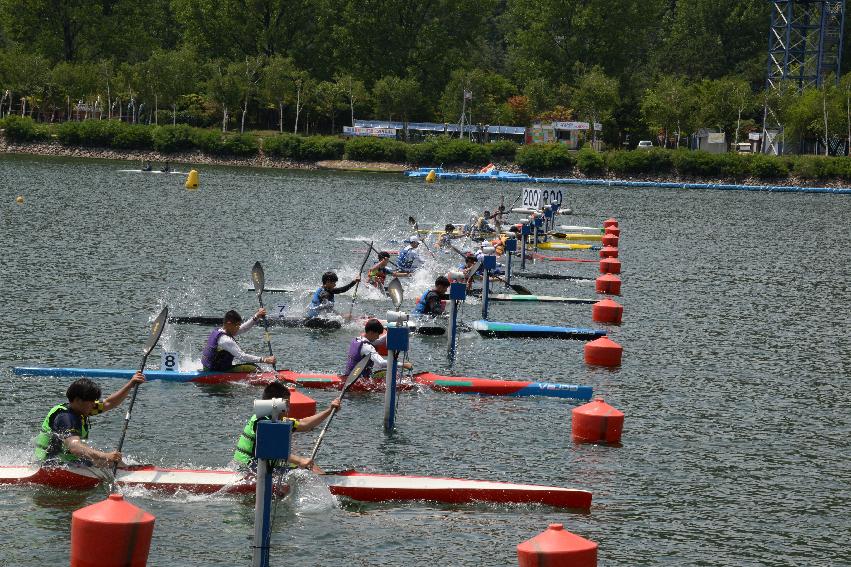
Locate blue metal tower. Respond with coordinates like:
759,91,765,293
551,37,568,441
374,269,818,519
763,0,846,153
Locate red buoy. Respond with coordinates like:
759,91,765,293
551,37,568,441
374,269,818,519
71,493,155,567
603,218,618,228
599,246,618,259
592,299,623,324
595,274,621,296
601,233,619,247
288,389,317,419
517,523,598,567
604,225,620,237
584,336,623,367
599,257,621,274
572,398,624,444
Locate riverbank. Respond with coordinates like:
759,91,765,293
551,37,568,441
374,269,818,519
3,136,851,191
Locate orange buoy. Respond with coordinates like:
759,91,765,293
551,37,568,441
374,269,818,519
604,225,620,237
71,493,155,567
601,233,619,247
592,298,623,324
603,218,618,228
517,523,598,567
584,336,623,367
599,257,621,274
599,246,618,259
288,389,317,419
572,398,624,444
595,274,621,296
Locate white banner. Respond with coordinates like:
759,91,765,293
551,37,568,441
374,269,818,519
707,132,726,144
551,122,603,132
343,126,397,138
521,188,563,209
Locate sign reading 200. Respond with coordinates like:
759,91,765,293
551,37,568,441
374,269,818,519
521,188,563,209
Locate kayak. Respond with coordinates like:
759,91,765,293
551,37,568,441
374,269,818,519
279,370,593,400
530,253,597,263
557,225,604,234
168,315,341,330
536,242,596,251
488,294,597,304
118,169,190,175
510,207,572,215
513,272,596,282
471,320,606,340
549,233,603,242
0,466,591,509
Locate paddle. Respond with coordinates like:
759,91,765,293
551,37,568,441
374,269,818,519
308,355,371,463
387,277,404,310
491,274,532,295
110,306,168,484
346,241,374,320
408,216,436,258
252,261,276,371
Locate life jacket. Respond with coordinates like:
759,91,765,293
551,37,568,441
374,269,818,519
367,264,387,287
233,415,297,467
307,286,333,318
201,329,233,371
35,404,88,463
397,246,417,271
413,289,444,315
344,337,375,378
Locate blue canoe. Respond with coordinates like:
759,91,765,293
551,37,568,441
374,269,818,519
12,366,278,384
471,320,606,340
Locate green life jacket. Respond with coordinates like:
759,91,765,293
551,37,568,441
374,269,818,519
35,404,89,462
233,415,296,467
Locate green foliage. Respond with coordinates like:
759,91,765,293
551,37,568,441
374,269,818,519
152,124,196,153
344,137,409,162
111,124,154,150
605,149,673,175
431,137,491,165
263,133,304,159
300,136,345,160
515,143,575,171
576,146,605,175
1,116,50,142
748,154,788,178
488,140,519,160
57,120,121,147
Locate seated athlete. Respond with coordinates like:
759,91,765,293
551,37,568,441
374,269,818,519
160,160,170,173
306,271,361,318
475,210,495,234
396,236,423,273
35,373,146,467
412,276,451,317
436,224,459,250
141,160,152,172
201,309,276,372
344,319,412,384
367,251,410,291
233,381,340,474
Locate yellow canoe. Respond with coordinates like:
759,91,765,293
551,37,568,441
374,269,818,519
549,233,603,242
537,242,593,251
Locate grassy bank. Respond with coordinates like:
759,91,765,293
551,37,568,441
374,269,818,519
3,116,851,186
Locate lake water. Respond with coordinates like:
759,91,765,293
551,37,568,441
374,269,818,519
1,153,849,566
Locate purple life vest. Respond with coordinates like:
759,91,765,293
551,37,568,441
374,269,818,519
344,337,373,378
201,329,233,371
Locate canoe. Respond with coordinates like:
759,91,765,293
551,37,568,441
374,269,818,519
530,253,597,263
413,372,592,400
536,242,596,251
0,466,591,509
118,169,190,175
557,225,604,234
471,320,606,340
510,207,573,215
13,366,284,384
279,370,592,400
405,169,533,182
513,272,596,282
168,315,341,330
549,233,603,242
488,294,597,304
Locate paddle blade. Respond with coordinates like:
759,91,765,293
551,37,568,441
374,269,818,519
342,355,371,393
467,258,483,282
251,261,265,295
387,278,404,309
408,216,416,226
143,307,169,357
511,283,533,295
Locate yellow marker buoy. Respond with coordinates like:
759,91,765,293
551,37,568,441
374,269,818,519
16,196,24,205
425,169,436,184
185,169,199,190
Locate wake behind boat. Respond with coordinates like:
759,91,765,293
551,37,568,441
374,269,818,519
0,465,591,509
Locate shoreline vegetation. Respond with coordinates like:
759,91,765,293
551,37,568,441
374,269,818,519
2,117,850,189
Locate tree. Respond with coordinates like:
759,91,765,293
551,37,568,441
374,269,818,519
335,74,368,127
205,61,242,132
640,75,695,148
372,75,423,140
571,66,620,144
141,48,199,125
439,68,515,126
313,80,345,134
261,55,296,133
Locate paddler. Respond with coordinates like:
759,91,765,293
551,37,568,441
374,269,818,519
474,210,495,234
233,381,340,474
140,160,152,172
436,224,459,251
306,271,361,318
396,236,424,273
201,309,276,372
35,373,146,467
367,251,410,291
412,276,451,317
345,318,412,384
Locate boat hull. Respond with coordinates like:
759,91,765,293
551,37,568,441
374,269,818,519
0,466,591,509
488,294,597,304
472,320,606,340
